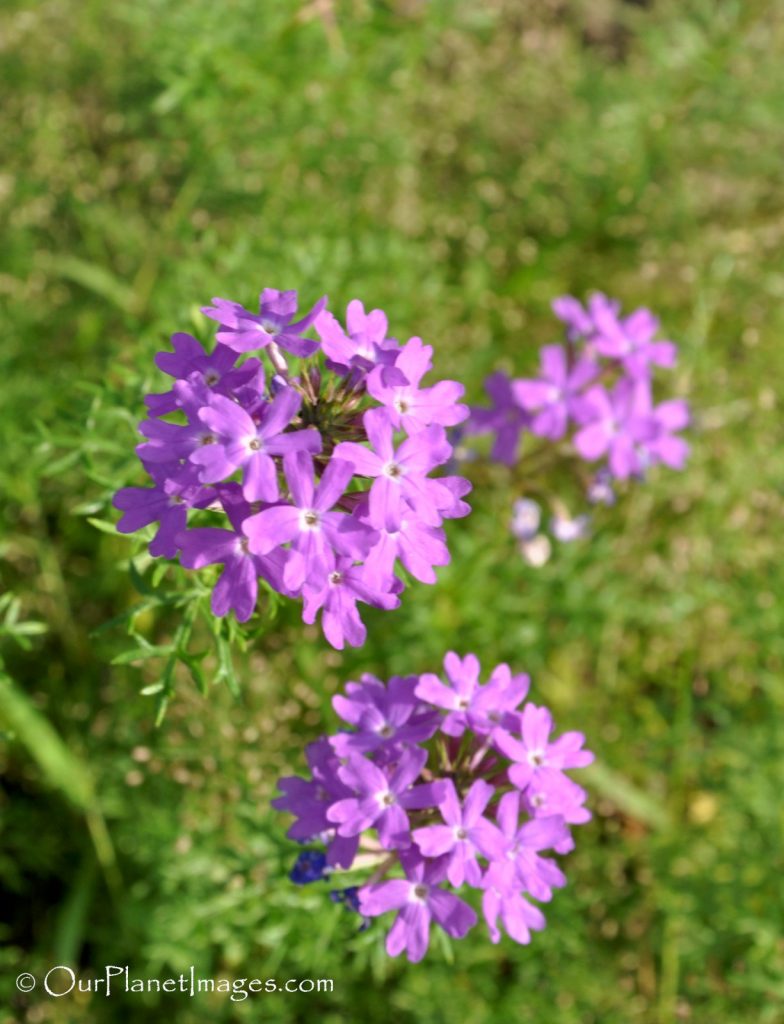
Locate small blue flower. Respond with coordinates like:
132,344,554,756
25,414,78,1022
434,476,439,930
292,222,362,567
330,886,372,931
290,850,329,885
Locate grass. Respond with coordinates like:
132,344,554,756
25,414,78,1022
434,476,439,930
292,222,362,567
1,1,783,1021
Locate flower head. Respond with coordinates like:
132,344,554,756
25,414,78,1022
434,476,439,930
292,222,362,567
114,283,471,649
275,656,593,961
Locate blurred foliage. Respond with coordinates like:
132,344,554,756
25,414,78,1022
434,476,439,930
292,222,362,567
1,0,783,1022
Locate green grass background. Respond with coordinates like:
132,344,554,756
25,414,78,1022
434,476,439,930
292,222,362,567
1,1,783,1021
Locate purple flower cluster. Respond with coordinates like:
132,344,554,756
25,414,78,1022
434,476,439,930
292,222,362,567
273,654,593,962
113,288,471,648
467,293,690,481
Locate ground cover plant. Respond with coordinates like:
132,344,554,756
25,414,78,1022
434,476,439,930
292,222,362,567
1,1,783,1023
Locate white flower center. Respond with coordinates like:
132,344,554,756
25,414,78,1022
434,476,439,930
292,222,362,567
300,509,320,530
527,750,545,767
382,461,404,480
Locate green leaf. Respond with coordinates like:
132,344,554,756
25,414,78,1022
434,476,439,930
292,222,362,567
111,644,174,665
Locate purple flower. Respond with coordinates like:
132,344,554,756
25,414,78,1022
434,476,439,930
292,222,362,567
367,337,468,434
573,380,655,479
492,703,594,791
412,780,506,887
272,737,359,868
334,409,453,530
552,295,595,342
314,300,399,374
242,452,373,590
136,413,219,465
463,662,531,736
481,885,547,946
358,851,477,962
361,504,451,587
116,282,480,655
638,397,690,471
330,674,440,759
190,388,321,501
513,345,598,440
274,661,594,961
302,552,402,650
466,371,530,465
326,748,446,849
144,333,261,417
523,768,592,839
416,653,528,737
482,792,569,902
177,484,291,622
586,293,677,377
201,288,326,356
414,652,481,736
113,465,214,558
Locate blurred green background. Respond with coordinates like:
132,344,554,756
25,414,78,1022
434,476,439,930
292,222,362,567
1,1,783,1021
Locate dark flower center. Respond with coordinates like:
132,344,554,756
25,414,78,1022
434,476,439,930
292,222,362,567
248,438,262,451
329,571,343,585
199,433,216,446
303,510,319,527
413,884,429,901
